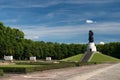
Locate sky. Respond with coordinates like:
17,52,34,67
0,0,120,44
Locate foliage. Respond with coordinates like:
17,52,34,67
16,61,55,65
0,64,39,73
0,22,87,60
97,42,120,59
0,62,76,73
0,69,3,76
77,62,101,66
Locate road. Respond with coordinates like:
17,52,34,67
1,63,120,80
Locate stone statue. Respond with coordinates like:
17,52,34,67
89,30,94,42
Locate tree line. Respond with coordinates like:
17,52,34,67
0,22,119,60
97,42,120,59
0,22,87,60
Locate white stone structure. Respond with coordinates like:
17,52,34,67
87,42,97,52
4,56,13,61
30,56,36,62
46,57,51,61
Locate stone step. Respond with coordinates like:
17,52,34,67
80,52,93,62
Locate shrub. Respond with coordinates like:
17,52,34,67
16,61,54,65
0,65,38,74
0,69,3,76
0,62,77,74
76,62,102,66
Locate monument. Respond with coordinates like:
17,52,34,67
80,30,97,62
87,30,97,52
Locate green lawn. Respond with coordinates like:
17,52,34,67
61,54,83,62
0,64,41,68
90,53,120,62
61,53,120,63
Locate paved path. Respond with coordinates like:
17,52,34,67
88,63,120,80
67,63,120,80
0,63,120,80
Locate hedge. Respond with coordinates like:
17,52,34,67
0,62,103,74
0,62,76,73
76,62,102,66
0,67,32,73
0,69,3,76
34,62,76,71
16,61,54,65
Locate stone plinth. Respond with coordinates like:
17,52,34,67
46,57,51,61
30,56,36,62
4,56,13,61
87,42,97,52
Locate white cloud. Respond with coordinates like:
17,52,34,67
86,19,96,24
21,22,120,40
99,42,105,45
23,26,80,40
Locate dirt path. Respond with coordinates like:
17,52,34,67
0,63,119,80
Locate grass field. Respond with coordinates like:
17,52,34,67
90,53,120,62
61,53,120,63
0,64,39,68
61,54,83,62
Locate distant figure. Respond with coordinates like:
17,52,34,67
89,30,94,42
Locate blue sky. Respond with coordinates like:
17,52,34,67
0,0,120,44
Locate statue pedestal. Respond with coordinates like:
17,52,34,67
87,42,97,52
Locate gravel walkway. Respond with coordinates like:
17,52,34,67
88,63,120,80
67,63,120,80
0,63,119,80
